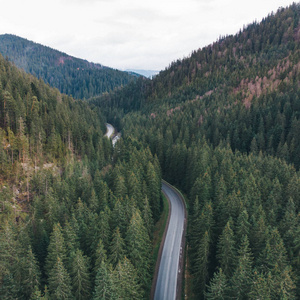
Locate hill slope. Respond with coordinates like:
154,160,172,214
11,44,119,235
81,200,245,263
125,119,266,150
93,3,300,299
0,49,161,298
0,34,138,99
95,3,300,168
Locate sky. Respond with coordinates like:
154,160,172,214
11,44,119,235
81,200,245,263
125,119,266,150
0,0,296,71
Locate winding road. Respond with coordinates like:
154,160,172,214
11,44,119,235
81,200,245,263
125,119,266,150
105,124,186,300
105,123,114,138
154,181,186,300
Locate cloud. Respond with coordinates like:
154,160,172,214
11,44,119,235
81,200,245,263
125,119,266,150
0,0,296,70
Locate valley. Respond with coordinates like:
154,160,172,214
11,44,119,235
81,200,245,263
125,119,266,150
0,3,300,300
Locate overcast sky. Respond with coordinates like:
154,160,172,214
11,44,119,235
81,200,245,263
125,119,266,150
0,0,296,71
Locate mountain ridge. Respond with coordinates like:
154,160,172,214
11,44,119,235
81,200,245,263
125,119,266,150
0,34,138,99
91,5,300,297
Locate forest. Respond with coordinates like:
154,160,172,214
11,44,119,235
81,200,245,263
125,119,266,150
0,52,162,299
92,3,300,299
0,34,138,100
0,2,300,299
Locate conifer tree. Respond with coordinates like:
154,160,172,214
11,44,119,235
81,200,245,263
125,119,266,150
45,223,68,277
93,239,108,277
146,161,161,220
230,235,253,299
193,231,211,297
98,208,111,250
236,209,250,242
111,198,126,233
63,220,80,267
70,249,92,300
126,209,152,288
205,268,228,300
217,220,236,277
249,270,272,300
48,257,73,300
113,257,142,299
142,196,154,237
109,227,125,267
22,246,42,299
93,261,115,300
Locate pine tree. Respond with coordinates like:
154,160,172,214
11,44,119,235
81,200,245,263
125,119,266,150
236,209,250,242
249,270,272,300
70,249,91,300
217,220,236,277
21,246,42,299
0,221,20,286
63,220,80,268
109,227,125,267
259,228,288,273
142,196,154,237
126,209,152,288
45,223,68,277
146,161,161,220
93,239,108,277
29,286,44,300
111,199,126,234
48,257,73,300
113,257,142,299
0,272,19,300
193,231,211,297
205,268,228,300
230,235,253,299
98,208,111,250
274,266,296,300
93,261,115,300
189,199,214,271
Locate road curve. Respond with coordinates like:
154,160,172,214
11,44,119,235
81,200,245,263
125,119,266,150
154,181,186,300
105,123,114,138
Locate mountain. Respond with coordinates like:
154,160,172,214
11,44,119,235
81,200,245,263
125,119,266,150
125,69,159,78
0,49,161,298
0,34,138,99
95,3,300,168
92,3,300,299
1,2,300,299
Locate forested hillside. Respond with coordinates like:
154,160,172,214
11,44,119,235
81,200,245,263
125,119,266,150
93,3,300,299
0,52,162,299
0,34,138,99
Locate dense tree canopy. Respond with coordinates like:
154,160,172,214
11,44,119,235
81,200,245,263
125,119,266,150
0,49,161,298
0,34,138,99
1,3,300,299
91,3,300,299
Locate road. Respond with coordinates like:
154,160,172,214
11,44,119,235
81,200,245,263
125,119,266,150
105,123,121,146
154,181,186,300
104,123,114,138
105,124,186,299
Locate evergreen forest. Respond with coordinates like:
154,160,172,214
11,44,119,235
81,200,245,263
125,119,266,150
92,3,300,299
0,2,300,300
0,34,138,100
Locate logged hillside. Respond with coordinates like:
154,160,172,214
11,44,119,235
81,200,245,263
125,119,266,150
0,52,162,299
0,34,138,99
93,3,300,299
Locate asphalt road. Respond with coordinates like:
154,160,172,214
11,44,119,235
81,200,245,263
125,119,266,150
154,181,186,300
105,123,186,299
104,123,114,138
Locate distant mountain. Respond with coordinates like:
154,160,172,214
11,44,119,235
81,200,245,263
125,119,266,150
96,3,300,162
0,34,138,99
125,69,159,78
93,4,300,299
